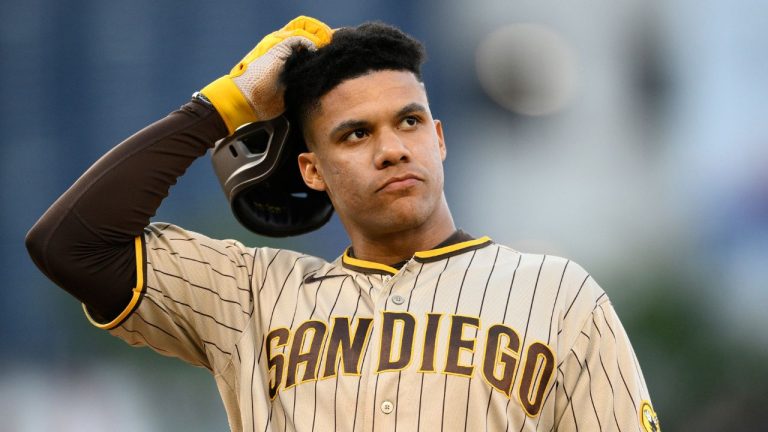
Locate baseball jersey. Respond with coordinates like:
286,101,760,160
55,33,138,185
84,222,659,432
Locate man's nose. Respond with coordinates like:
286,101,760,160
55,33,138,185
374,129,411,169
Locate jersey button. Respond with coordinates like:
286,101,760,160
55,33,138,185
381,400,394,414
391,294,405,305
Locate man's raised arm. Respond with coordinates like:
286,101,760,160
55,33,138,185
25,16,333,323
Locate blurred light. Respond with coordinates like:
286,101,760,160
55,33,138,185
475,23,578,116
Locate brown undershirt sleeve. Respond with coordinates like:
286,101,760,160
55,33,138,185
25,99,228,322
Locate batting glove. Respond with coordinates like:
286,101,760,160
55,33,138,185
200,16,333,134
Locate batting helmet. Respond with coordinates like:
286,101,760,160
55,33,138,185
211,115,333,237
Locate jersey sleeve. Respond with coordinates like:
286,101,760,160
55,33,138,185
554,285,658,432
85,223,258,371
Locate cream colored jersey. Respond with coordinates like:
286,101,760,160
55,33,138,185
84,223,659,432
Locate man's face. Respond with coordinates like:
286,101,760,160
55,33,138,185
298,70,448,238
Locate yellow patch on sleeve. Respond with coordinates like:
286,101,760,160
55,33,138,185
639,400,661,432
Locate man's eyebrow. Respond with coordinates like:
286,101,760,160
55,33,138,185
328,103,429,141
395,102,428,118
329,119,371,140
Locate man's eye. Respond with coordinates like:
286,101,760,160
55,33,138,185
400,116,421,129
345,129,368,142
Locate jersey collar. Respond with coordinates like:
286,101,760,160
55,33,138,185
341,231,493,275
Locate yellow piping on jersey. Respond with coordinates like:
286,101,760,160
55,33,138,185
342,249,399,275
414,236,492,259
342,236,493,274
83,235,145,330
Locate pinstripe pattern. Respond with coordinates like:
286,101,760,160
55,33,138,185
101,223,656,431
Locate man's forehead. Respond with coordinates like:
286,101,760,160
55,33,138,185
315,70,428,116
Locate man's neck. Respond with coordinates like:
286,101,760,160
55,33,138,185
347,209,457,266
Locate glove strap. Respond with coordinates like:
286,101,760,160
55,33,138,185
191,91,214,108
200,76,258,134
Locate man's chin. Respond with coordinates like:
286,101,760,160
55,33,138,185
367,201,435,234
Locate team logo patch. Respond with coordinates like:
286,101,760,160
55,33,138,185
639,400,660,432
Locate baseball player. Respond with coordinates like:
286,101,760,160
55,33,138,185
26,16,660,432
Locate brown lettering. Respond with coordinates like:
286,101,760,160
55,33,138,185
419,313,443,372
322,317,373,378
444,315,480,377
482,324,520,396
377,312,416,372
286,320,327,388
518,342,555,416
265,327,290,399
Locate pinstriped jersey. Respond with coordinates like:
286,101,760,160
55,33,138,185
85,222,659,432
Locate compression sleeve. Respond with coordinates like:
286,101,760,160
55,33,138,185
25,99,228,322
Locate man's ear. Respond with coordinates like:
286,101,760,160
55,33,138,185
298,152,326,191
434,119,447,161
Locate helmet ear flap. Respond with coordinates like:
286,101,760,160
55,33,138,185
211,116,334,237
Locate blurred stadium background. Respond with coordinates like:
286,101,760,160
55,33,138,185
2,0,767,430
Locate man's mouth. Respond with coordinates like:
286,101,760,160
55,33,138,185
377,173,422,192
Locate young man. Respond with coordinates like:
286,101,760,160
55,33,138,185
26,16,659,432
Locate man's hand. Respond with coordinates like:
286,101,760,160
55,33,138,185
201,16,333,134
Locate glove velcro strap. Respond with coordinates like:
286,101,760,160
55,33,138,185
201,76,258,134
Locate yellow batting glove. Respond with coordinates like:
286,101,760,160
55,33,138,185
201,16,333,134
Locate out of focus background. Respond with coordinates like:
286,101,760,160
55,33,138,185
2,0,767,430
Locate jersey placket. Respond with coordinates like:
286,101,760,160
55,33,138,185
360,262,416,431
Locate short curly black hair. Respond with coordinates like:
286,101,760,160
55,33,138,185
281,21,426,143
